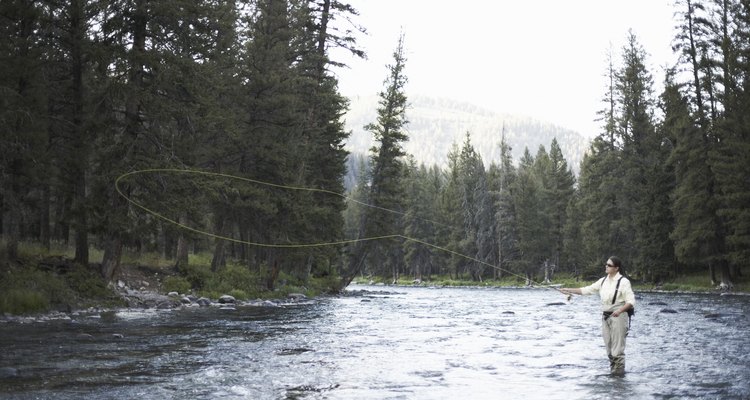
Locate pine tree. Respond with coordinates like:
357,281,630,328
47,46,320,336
456,132,493,281
576,138,621,277
0,0,48,262
439,143,465,279
403,160,440,281
708,0,750,284
545,139,576,277
339,33,409,286
512,148,546,284
664,70,721,278
489,131,518,280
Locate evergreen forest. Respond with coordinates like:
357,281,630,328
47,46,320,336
1,0,749,305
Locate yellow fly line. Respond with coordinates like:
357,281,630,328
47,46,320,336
115,167,567,294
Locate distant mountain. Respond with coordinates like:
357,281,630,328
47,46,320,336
342,95,592,176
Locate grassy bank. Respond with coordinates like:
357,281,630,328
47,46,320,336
0,241,338,315
2,240,747,315
354,271,750,293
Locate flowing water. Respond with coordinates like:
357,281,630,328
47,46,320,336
1,285,749,400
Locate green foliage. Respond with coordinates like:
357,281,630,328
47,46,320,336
2,0,749,297
181,263,212,290
0,266,72,314
188,263,260,298
162,276,191,295
228,289,248,301
0,290,49,315
64,265,111,300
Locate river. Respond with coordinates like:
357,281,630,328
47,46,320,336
1,285,749,399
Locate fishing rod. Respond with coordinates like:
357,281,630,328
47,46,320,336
116,168,570,299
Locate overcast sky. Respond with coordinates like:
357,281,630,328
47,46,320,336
331,0,678,138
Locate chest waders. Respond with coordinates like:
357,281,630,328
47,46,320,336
602,276,634,330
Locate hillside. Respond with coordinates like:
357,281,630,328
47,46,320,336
342,95,592,176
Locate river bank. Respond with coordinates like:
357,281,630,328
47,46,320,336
2,253,747,320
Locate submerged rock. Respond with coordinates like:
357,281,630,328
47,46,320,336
660,309,678,314
0,367,18,378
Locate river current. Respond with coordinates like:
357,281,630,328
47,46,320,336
1,284,749,399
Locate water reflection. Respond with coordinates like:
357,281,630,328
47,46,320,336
0,285,749,399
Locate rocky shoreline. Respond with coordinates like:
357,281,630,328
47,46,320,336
0,280,313,324
3,281,747,325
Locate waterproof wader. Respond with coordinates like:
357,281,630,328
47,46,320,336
602,276,632,376
602,311,628,375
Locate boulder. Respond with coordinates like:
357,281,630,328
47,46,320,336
287,293,307,301
197,297,212,307
218,295,236,304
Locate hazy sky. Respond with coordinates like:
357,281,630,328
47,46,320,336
331,0,678,138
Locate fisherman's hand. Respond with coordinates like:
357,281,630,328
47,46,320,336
611,310,621,318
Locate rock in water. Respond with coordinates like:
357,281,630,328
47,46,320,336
0,367,18,378
218,295,236,304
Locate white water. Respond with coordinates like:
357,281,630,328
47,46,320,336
1,285,749,399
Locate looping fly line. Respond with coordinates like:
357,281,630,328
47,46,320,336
115,168,566,294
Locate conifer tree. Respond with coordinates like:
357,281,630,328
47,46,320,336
663,71,721,279
403,160,440,281
489,131,518,279
617,32,674,280
512,149,546,284
0,0,48,262
456,133,493,281
545,139,576,276
704,0,750,284
339,34,409,286
439,143,466,279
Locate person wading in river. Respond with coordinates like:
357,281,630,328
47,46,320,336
561,256,635,376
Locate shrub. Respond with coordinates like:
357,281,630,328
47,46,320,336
206,264,257,293
162,276,191,294
0,289,49,314
228,289,248,300
182,263,212,290
65,265,111,299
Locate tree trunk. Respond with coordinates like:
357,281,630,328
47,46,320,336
267,259,281,291
337,244,368,291
175,233,189,272
40,183,51,251
211,215,231,272
71,0,89,267
717,260,733,290
101,236,122,281
210,239,227,272
4,159,21,262
4,208,19,262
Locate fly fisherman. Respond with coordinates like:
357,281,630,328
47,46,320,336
561,256,635,376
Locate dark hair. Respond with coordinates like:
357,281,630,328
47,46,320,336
609,256,624,274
